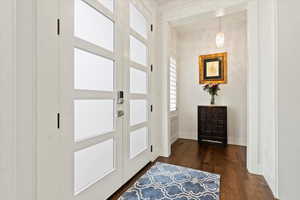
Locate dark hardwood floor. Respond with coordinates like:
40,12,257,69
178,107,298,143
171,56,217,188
109,139,275,200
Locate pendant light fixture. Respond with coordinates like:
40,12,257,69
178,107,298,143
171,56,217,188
216,16,225,48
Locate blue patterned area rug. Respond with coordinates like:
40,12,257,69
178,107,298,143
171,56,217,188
119,162,220,200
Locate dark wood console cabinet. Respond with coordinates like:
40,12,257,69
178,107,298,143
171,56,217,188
198,106,227,145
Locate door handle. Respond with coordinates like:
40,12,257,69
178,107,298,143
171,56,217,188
117,110,124,118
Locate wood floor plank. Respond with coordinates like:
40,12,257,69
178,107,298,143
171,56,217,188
109,139,275,200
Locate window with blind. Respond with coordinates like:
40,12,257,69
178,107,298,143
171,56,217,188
169,57,177,112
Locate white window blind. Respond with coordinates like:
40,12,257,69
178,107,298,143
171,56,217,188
169,57,177,112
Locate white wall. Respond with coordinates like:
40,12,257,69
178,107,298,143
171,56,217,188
16,1,37,199
176,12,248,146
257,0,278,196
170,116,179,143
277,0,300,199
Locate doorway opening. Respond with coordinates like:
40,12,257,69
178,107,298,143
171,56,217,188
169,10,248,146
160,1,261,175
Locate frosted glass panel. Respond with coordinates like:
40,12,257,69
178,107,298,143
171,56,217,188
75,0,114,51
74,48,114,91
130,3,147,39
130,100,147,126
130,36,147,66
130,67,147,94
74,138,114,195
98,0,114,12
130,127,148,159
74,100,114,142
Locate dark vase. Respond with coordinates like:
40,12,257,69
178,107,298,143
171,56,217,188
210,94,215,105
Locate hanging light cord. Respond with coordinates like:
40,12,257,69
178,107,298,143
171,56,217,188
218,16,222,32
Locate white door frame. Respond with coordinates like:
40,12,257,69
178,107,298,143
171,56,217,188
36,0,62,199
1,1,37,200
246,0,261,175
0,1,17,200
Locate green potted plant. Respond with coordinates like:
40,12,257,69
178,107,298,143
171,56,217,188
203,83,220,105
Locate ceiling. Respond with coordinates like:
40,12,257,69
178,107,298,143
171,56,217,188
154,0,173,5
154,0,195,6
175,10,247,35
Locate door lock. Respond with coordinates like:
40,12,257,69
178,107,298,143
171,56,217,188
117,110,124,117
117,91,124,104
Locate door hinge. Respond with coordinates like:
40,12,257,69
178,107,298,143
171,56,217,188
150,24,153,32
57,18,60,35
57,113,60,129
150,64,153,72
150,105,153,112
150,145,153,152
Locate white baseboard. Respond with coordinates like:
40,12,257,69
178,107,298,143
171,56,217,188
170,136,178,144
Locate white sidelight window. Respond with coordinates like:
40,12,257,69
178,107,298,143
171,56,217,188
169,57,177,112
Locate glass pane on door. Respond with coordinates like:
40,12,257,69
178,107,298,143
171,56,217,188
130,36,147,66
74,48,114,91
75,0,114,51
74,138,114,195
130,3,147,39
130,67,147,94
130,127,148,159
130,100,147,126
74,100,114,142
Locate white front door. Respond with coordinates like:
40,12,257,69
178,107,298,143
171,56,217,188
57,0,152,199
123,1,152,180
60,0,123,199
